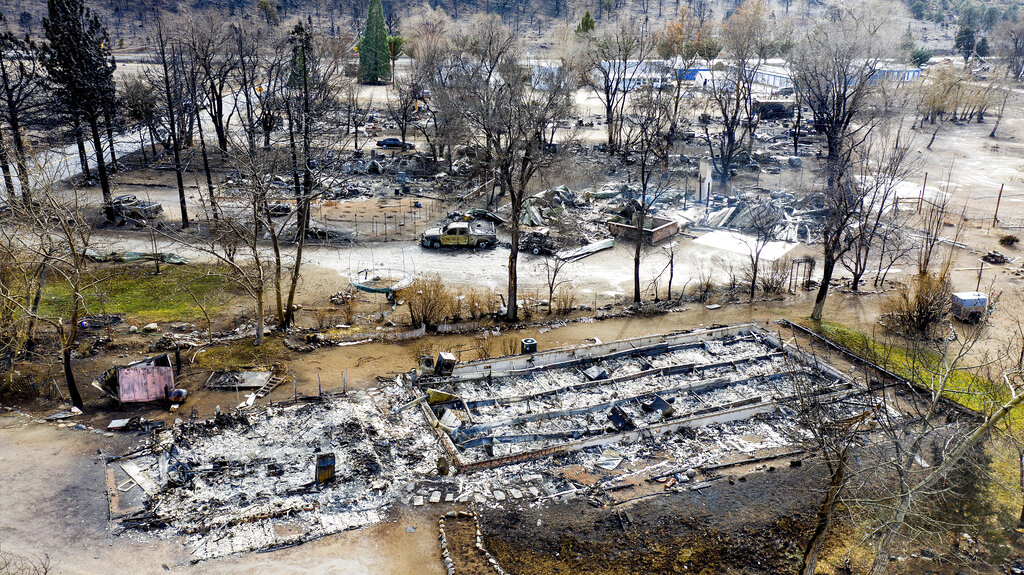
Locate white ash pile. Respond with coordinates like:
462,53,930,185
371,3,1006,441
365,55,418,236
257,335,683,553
119,387,443,561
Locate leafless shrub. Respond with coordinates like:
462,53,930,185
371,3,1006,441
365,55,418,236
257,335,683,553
338,301,356,326
554,286,577,315
481,289,501,317
499,335,520,356
999,234,1019,248
690,262,716,302
759,257,790,295
463,288,483,320
397,275,456,328
519,290,540,320
0,550,56,575
479,334,520,359
880,270,952,338
712,255,739,291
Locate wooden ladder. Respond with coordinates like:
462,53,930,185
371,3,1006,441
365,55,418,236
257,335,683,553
255,376,285,398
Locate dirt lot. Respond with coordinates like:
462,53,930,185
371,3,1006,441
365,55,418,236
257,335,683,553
0,411,445,575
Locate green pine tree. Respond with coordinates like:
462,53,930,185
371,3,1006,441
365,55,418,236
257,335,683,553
288,23,312,90
41,0,117,218
359,0,390,84
576,10,595,34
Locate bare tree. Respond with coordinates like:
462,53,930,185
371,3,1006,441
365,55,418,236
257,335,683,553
154,22,192,228
180,10,237,153
790,2,897,320
121,74,160,166
231,21,289,151
541,254,572,312
916,192,951,276
744,201,782,298
621,86,673,304
580,18,656,154
700,0,780,184
339,79,372,152
841,131,915,291
385,73,418,145
435,15,572,320
784,367,878,575
860,323,1024,575
657,7,718,135
0,13,46,202
995,17,1024,82
0,168,103,410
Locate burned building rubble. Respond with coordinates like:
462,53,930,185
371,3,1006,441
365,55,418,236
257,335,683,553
112,324,861,561
114,386,446,561
408,324,853,472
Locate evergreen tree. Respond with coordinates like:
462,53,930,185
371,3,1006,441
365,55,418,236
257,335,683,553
576,10,595,34
976,36,990,57
40,0,117,220
358,0,390,84
954,24,976,61
288,23,312,90
1,9,46,203
910,47,933,66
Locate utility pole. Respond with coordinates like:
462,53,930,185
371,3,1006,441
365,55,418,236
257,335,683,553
993,183,1004,227
918,172,927,213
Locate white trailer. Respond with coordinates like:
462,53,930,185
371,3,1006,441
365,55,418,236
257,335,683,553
951,291,988,322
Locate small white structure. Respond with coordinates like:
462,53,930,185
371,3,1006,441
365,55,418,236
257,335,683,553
751,64,793,90
951,291,988,322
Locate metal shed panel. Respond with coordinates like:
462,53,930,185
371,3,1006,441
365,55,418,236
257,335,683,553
117,366,173,403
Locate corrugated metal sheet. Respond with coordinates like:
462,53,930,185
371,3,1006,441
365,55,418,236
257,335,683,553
117,365,173,403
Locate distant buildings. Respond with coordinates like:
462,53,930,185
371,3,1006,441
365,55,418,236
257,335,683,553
523,57,921,93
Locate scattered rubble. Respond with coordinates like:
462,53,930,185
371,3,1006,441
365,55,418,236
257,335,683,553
111,324,864,563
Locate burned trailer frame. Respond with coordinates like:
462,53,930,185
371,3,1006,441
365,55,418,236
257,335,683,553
402,324,856,473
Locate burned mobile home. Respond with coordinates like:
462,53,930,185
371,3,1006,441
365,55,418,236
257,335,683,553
406,324,854,472
111,324,877,562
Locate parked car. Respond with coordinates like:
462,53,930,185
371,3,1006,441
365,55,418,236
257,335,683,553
110,195,162,222
266,203,293,217
376,137,415,150
520,227,554,255
421,221,497,249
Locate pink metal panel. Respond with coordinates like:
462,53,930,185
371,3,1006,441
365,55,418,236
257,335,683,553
117,366,174,403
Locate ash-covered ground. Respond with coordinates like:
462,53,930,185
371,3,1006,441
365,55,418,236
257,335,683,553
113,327,861,563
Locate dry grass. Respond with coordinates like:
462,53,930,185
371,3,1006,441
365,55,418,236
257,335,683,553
880,271,951,338
554,285,577,314
397,275,456,327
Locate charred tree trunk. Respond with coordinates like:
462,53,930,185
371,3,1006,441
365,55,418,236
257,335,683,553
104,109,118,172
196,108,218,220
59,322,84,410
0,130,14,200
633,208,644,304
74,116,91,181
506,225,520,321
88,114,114,222
811,253,837,321
799,451,849,575
159,43,189,228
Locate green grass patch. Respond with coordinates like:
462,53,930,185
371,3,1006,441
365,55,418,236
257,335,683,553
193,336,290,372
808,320,1024,556
804,320,995,414
39,264,243,323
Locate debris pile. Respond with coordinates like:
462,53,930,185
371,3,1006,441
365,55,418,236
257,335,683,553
409,325,852,472
116,387,443,561
113,325,859,562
